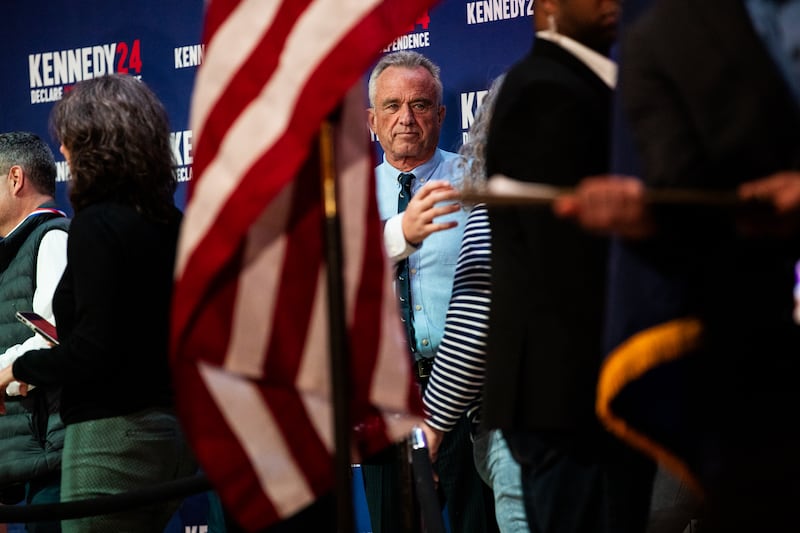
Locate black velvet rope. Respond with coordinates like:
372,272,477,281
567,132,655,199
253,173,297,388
0,474,211,523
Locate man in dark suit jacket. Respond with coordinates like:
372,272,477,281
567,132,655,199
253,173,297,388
555,0,800,531
612,1,800,531
482,0,655,532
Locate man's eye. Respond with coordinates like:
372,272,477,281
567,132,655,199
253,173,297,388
413,103,431,113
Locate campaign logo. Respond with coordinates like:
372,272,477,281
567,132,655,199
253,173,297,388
460,88,491,143
381,11,432,52
29,40,143,105
466,0,533,24
171,129,194,183
174,44,204,69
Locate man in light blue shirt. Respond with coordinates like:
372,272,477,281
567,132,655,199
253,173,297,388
374,149,464,359
362,50,495,533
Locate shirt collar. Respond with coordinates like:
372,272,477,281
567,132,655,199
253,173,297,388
5,205,66,239
535,30,618,89
383,148,443,183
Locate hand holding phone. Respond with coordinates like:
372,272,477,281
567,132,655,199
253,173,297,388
15,311,59,345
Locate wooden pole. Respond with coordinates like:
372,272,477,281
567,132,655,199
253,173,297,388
461,174,741,207
319,119,355,533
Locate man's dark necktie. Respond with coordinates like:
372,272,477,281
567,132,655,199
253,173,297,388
396,172,417,355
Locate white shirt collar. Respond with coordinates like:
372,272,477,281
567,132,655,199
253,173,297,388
535,30,617,89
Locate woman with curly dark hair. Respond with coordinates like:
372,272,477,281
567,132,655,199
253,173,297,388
51,74,179,223
0,73,196,532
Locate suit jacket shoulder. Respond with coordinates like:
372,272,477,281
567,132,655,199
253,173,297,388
622,0,800,187
516,38,610,96
487,39,613,186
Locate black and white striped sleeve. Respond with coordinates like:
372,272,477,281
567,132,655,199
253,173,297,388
423,205,491,432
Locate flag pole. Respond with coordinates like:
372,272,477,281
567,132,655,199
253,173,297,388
461,174,742,206
319,117,355,533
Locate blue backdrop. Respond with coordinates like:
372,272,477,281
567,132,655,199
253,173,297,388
1,0,532,213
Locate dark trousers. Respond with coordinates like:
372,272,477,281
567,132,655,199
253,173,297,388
506,430,654,533
362,414,498,533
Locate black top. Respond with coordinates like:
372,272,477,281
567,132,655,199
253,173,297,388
14,202,181,425
483,39,613,434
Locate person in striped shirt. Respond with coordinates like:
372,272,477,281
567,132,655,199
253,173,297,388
420,74,529,533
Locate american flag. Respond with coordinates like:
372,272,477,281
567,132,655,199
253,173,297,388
170,1,435,530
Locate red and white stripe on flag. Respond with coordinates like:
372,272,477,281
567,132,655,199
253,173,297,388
170,0,436,530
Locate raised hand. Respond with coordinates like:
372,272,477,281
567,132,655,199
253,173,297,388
401,180,462,245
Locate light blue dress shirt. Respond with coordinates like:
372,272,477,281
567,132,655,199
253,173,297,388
375,148,468,360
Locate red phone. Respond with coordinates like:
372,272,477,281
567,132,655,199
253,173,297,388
15,311,59,345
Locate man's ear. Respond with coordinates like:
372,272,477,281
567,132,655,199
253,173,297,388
367,108,377,135
7,165,24,195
